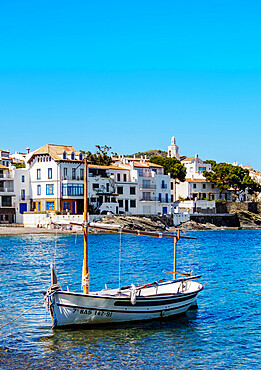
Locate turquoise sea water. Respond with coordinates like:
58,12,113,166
0,230,260,369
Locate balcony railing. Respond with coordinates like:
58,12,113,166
140,196,171,203
61,176,84,181
0,174,13,179
138,172,152,177
140,197,157,202
139,184,156,190
0,187,14,193
159,198,171,203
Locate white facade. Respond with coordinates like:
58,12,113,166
13,167,31,223
28,145,85,214
167,136,180,160
0,150,16,223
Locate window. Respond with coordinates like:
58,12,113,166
63,202,71,210
46,184,54,195
80,168,84,180
171,182,173,190
161,180,167,189
130,187,136,195
106,183,109,192
37,185,41,195
123,174,127,182
166,193,168,202
93,184,99,190
117,173,121,182
72,168,76,180
63,151,67,159
199,167,206,173
117,186,123,194
64,167,68,179
71,152,75,160
118,199,123,208
79,153,83,160
212,184,215,189
46,201,55,211
48,168,52,179
62,184,84,196
130,200,136,208
193,184,196,189
21,175,25,182
203,184,206,189
21,189,25,200
37,169,41,180
2,196,11,207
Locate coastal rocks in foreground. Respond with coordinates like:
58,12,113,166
95,215,168,232
236,210,261,229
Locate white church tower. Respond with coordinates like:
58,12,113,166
167,136,180,160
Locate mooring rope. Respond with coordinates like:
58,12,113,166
0,297,45,331
204,283,261,296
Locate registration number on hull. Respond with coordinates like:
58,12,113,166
72,308,112,317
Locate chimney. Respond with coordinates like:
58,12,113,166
26,147,30,154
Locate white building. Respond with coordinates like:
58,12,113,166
0,150,15,223
167,136,180,160
27,144,85,214
112,158,171,215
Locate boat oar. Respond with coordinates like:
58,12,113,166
162,270,191,276
136,279,165,290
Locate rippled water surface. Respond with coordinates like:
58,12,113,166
0,230,261,369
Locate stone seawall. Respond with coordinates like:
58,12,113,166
190,213,240,228
216,202,261,214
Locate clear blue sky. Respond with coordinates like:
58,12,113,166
1,1,261,169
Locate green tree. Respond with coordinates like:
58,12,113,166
81,145,116,166
203,159,217,167
150,156,186,181
203,162,261,199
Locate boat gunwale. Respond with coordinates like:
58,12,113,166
53,285,204,301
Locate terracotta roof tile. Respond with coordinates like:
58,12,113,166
0,164,8,169
28,144,80,162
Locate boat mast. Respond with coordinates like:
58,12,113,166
83,157,89,294
173,230,180,280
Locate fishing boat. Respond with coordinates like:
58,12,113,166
45,158,203,328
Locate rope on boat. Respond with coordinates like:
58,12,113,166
0,297,45,331
204,283,261,296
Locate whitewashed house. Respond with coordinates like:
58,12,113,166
27,144,85,214
0,150,16,223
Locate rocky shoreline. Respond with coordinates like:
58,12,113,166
1,210,261,236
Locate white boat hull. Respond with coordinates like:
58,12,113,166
49,280,203,328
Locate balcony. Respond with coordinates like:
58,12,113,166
139,184,156,190
61,176,84,181
138,171,153,177
159,198,171,203
0,174,13,180
0,187,14,193
140,196,157,202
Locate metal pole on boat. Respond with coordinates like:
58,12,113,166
173,230,180,280
83,157,89,294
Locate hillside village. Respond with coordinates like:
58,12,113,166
1,136,261,228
